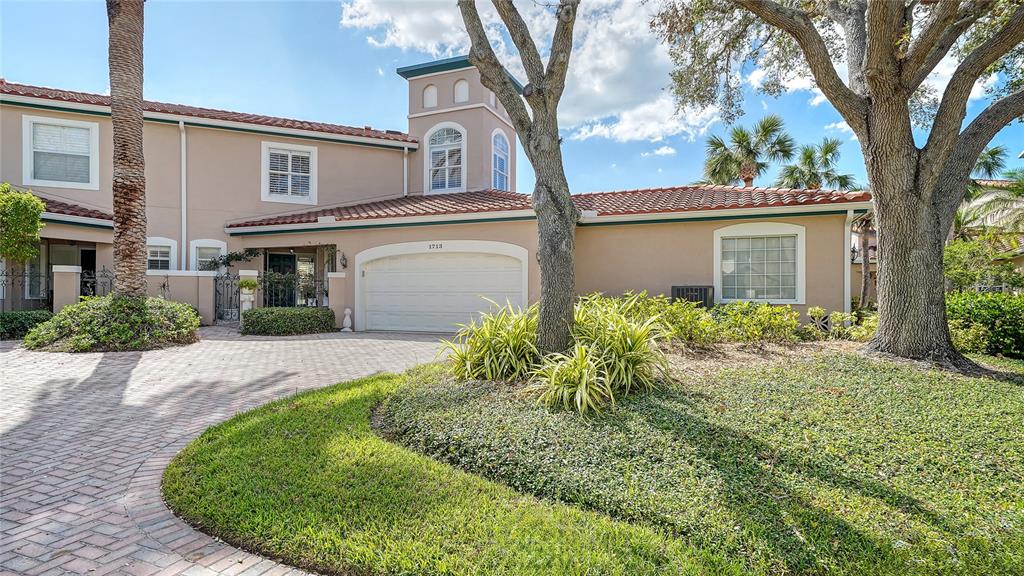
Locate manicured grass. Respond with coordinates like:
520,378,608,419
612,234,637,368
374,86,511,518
164,354,1024,576
163,371,744,576
379,355,1024,576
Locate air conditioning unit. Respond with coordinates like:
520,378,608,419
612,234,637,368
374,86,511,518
671,285,714,308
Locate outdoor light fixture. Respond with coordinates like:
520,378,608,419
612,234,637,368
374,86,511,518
339,252,348,269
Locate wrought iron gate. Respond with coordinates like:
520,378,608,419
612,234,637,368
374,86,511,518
214,274,241,322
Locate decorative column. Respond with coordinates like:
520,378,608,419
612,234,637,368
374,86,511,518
51,265,82,313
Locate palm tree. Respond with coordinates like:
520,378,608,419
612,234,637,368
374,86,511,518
774,138,857,190
107,0,147,298
975,168,1024,232
963,145,1007,203
703,115,795,187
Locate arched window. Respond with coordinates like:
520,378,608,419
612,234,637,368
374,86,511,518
454,79,469,103
427,125,464,193
422,84,437,108
492,131,509,191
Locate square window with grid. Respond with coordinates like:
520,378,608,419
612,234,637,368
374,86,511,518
720,235,797,301
196,247,222,270
147,246,171,271
267,148,311,197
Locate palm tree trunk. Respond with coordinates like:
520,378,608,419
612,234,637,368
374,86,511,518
107,0,147,298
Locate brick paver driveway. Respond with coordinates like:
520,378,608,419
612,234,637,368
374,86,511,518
1,326,441,575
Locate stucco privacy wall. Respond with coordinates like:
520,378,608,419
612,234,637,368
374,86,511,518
144,273,216,325
229,212,851,321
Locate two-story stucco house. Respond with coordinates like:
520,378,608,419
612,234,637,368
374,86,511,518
0,56,872,331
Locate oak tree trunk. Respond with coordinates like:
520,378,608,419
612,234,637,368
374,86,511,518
107,0,147,298
528,123,578,353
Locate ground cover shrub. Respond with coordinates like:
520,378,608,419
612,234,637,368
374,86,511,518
0,309,52,339
713,301,800,344
948,319,991,354
241,306,335,336
946,291,1024,358
380,354,1024,576
24,296,198,352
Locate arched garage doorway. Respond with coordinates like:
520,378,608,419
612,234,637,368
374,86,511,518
354,240,528,332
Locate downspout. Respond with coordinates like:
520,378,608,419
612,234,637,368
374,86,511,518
843,209,854,314
403,147,409,197
179,121,188,270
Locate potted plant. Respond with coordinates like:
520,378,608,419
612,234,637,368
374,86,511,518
239,278,259,315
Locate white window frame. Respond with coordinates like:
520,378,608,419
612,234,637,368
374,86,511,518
454,79,470,103
260,141,318,205
713,222,806,305
189,239,228,271
22,115,100,190
146,236,178,271
423,84,438,108
491,129,510,191
424,122,467,195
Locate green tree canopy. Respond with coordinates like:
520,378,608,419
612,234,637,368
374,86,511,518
702,115,795,187
774,138,857,189
0,183,45,263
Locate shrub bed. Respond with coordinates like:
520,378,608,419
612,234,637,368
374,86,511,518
0,310,52,339
24,296,199,352
380,355,1024,576
241,306,335,336
946,291,1024,358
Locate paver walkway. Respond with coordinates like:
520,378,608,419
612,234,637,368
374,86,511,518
1,326,441,575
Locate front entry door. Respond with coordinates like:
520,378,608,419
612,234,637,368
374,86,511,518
266,253,297,307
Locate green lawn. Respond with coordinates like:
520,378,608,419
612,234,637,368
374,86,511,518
164,352,1024,576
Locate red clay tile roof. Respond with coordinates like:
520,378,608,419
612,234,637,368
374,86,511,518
227,185,871,229
0,79,417,144
37,195,113,221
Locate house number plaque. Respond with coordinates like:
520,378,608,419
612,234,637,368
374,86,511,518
428,243,443,250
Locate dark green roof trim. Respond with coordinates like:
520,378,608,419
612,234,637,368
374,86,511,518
2,100,416,152
576,209,869,228
228,215,538,236
42,216,114,229
396,55,525,94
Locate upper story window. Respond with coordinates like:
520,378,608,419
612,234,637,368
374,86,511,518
261,141,317,205
427,125,465,194
714,222,805,305
22,115,100,190
423,84,438,108
492,131,509,191
454,79,469,103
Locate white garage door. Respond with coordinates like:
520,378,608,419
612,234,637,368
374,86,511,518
362,251,525,332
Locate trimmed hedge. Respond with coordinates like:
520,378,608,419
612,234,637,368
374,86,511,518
241,306,335,336
24,296,199,352
0,310,52,340
946,291,1024,358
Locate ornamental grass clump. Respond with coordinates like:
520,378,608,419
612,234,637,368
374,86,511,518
443,302,539,381
528,343,612,414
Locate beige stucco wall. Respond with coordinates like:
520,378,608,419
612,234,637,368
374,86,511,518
850,261,877,304
405,67,517,195
39,221,113,244
144,273,215,325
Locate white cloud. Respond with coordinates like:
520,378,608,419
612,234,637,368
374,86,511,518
641,145,677,157
339,0,714,142
571,95,719,143
376,67,384,76
924,54,996,101
824,120,858,141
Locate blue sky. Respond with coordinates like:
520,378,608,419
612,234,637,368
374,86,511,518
2,0,1021,194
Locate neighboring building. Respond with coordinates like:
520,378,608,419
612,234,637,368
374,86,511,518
0,56,871,330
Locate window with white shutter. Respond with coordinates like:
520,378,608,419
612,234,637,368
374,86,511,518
261,142,317,204
492,131,509,191
147,246,172,271
426,125,465,194
23,116,99,190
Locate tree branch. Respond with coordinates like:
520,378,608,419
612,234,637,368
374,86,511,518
923,4,1024,173
825,0,868,96
458,0,533,135
733,0,868,135
902,1,994,91
492,0,546,87
937,86,1024,218
863,0,903,88
542,0,580,105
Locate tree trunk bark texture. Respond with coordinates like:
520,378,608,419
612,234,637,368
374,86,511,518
860,98,970,369
107,0,147,298
529,127,578,354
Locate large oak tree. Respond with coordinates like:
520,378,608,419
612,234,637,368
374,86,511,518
107,0,148,298
655,0,1024,369
458,0,581,352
